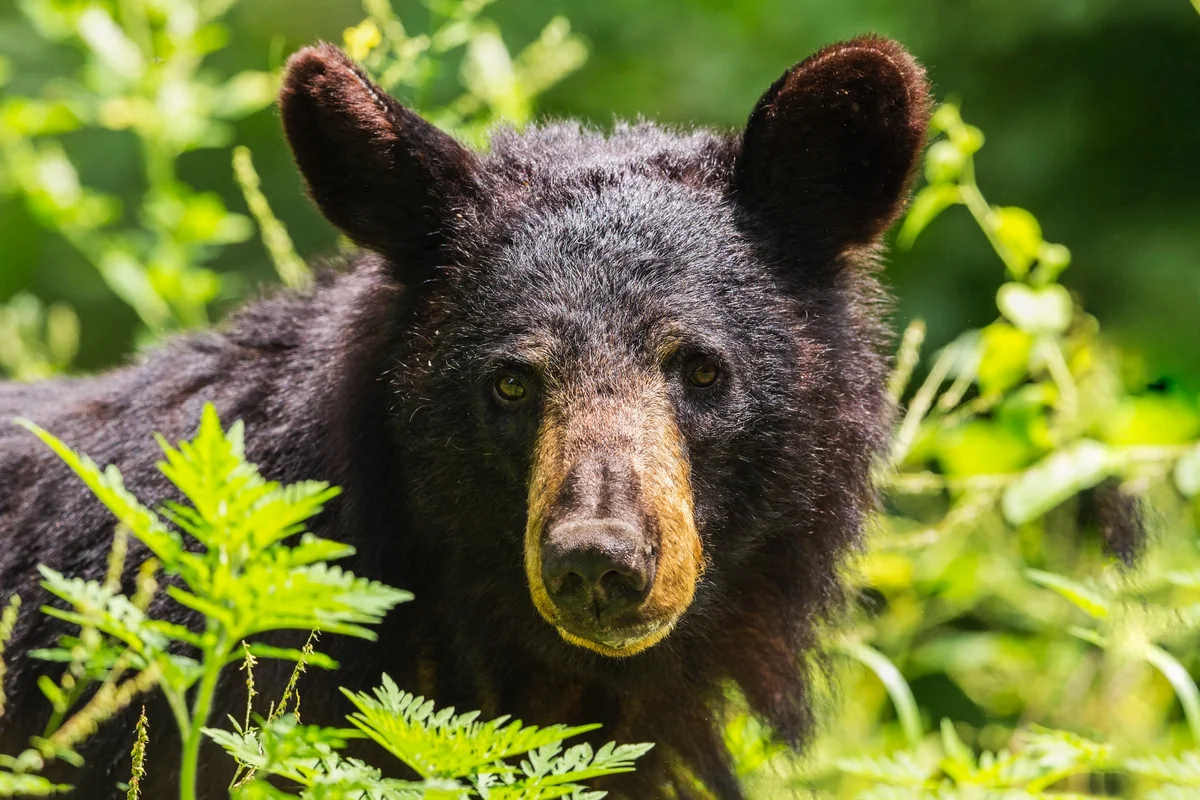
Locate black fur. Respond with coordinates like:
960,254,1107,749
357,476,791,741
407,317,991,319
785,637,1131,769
0,38,930,798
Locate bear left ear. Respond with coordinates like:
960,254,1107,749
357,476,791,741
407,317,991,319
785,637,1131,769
735,36,932,262
279,44,480,272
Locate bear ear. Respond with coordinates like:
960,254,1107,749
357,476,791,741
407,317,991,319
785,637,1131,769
279,44,480,271
735,36,932,263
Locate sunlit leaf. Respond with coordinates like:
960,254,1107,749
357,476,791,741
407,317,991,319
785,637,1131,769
0,771,70,796
996,282,1073,335
924,140,966,184
1175,443,1200,496
1001,440,1113,525
1025,569,1110,619
1101,394,1200,446
992,206,1043,278
935,420,1035,476
898,184,961,249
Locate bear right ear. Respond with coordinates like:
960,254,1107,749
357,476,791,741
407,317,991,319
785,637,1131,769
735,37,931,265
279,44,480,270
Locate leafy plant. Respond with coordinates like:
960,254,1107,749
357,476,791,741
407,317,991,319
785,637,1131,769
0,0,274,331
339,0,586,145
0,294,79,381
207,675,651,799
0,404,650,798
2,404,408,798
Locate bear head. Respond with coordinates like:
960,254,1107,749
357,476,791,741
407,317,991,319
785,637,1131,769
278,39,929,706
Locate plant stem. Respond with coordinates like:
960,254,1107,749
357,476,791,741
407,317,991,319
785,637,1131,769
179,637,227,800
1144,644,1200,744
888,336,958,467
840,642,923,748
959,158,1025,277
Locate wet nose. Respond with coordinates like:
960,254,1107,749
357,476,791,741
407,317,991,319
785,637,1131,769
541,519,653,620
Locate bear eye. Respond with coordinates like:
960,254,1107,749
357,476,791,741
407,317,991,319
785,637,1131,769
494,374,530,404
688,361,720,388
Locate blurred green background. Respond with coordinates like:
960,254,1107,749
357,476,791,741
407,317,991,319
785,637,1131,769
2,0,1198,383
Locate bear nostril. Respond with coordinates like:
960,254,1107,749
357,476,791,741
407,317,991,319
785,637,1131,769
598,567,645,598
541,519,653,619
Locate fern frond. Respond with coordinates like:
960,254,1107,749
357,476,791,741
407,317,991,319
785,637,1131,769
15,419,183,565
344,675,602,780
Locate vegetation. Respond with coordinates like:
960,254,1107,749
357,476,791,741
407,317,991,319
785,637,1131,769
0,404,652,798
730,94,1200,800
2,0,1199,797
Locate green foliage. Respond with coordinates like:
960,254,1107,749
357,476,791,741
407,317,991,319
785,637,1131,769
731,103,1200,799
0,294,78,381
3,1,1200,798
0,0,273,332
340,0,586,145
206,677,651,799
2,404,408,797
0,0,586,376
231,146,309,290
1,404,648,798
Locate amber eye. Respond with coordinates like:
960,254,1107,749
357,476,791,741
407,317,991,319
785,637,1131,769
688,362,720,388
494,374,529,404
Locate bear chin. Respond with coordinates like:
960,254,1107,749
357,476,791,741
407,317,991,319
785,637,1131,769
554,616,678,658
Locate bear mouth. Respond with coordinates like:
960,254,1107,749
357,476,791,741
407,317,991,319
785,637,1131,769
553,616,678,658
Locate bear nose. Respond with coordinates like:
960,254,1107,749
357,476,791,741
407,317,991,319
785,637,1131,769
541,519,653,620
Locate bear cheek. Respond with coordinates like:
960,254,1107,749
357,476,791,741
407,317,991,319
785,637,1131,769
634,414,705,631
521,384,705,657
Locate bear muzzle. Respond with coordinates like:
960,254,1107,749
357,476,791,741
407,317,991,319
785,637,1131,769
523,383,705,658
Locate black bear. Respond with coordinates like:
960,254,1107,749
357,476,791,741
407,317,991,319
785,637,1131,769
0,36,930,798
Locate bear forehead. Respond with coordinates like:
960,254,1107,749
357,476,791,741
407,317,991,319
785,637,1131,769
484,121,736,188
449,178,784,356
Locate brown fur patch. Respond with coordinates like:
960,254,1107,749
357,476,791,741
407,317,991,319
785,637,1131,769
524,373,703,657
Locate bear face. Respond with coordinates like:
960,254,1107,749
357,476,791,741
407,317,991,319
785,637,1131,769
401,168,794,658
280,40,931,668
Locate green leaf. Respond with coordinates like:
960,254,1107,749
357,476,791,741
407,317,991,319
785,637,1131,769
898,184,961,249
838,642,923,748
996,282,1073,335
836,750,936,787
1176,443,1200,496
37,566,172,656
343,675,608,780
1001,440,1114,525
1126,751,1200,785
213,71,278,119
1025,569,1111,619
0,772,70,796
976,322,1034,395
219,562,411,642
0,97,81,137
233,643,338,670
924,140,966,184
939,718,974,777
992,206,1043,278
935,420,1035,477
1037,242,1072,281
1101,394,1200,446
